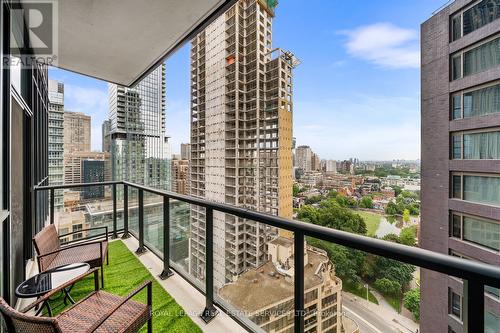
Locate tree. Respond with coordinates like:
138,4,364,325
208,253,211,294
307,238,366,284
360,196,374,209
327,190,338,198
335,195,358,208
403,209,410,223
293,184,301,197
404,288,420,321
374,278,401,296
399,226,417,246
370,256,415,288
305,195,322,205
385,201,399,215
382,234,400,243
391,185,403,197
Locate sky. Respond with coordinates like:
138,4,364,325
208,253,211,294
49,0,446,160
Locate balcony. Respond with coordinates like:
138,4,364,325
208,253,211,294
4,1,500,332
28,180,500,333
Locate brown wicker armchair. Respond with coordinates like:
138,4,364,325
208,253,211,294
33,224,109,287
0,269,152,333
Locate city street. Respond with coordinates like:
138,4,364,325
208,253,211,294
342,292,418,333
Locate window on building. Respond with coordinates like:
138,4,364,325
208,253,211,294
452,54,462,80
452,0,500,41
452,175,462,199
463,130,500,159
449,289,462,319
486,311,500,333
464,37,500,77
451,212,500,250
450,250,500,298
458,83,500,118
463,175,500,206
452,36,500,80
451,14,462,41
452,130,500,159
451,213,462,238
463,215,500,250
451,133,462,159
463,0,500,36
452,94,462,119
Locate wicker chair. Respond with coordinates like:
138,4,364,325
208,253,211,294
33,224,109,287
0,269,152,333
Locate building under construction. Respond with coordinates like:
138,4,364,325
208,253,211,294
189,0,299,288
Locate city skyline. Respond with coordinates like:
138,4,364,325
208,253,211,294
47,0,446,160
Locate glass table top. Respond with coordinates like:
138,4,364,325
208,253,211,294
15,263,90,298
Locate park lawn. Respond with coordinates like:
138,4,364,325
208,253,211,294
343,281,379,305
45,240,201,333
355,210,381,236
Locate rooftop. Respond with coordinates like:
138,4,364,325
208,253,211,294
218,247,340,313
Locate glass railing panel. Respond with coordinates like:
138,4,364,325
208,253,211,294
214,214,289,332
143,191,163,254
52,184,121,243
307,235,420,333
128,187,139,236
174,203,206,289
169,199,190,273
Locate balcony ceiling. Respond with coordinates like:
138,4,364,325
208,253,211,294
52,0,235,87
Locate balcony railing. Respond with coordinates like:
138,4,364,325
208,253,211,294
34,180,500,333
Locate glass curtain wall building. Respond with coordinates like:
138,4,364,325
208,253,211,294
47,80,64,210
108,64,170,193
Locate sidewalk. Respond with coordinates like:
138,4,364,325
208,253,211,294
343,290,419,333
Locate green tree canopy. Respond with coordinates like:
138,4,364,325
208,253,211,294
359,196,374,209
299,199,367,234
374,278,401,296
404,288,420,321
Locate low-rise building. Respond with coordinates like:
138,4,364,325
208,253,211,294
219,237,343,333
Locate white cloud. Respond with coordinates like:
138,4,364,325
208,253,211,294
341,23,420,69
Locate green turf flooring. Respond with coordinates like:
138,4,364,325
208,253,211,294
45,240,201,333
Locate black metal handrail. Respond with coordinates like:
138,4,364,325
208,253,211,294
34,180,499,332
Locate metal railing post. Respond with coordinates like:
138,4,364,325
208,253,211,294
465,279,484,332
136,188,147,254
122,184,130,239
112,183,117,239
294,231,305,333
50,188,54,224
200,207,218,323
159,196,173,279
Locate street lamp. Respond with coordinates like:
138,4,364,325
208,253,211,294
364,283,369,301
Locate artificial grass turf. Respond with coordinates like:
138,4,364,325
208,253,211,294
46,240,202,333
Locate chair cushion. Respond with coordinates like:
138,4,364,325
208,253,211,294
45,242,108,271
56,291,150,333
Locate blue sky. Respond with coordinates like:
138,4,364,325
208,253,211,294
49,0,445,160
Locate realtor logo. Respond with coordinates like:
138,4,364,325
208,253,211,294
8,0,58,66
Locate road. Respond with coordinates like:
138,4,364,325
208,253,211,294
343,293,399,333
